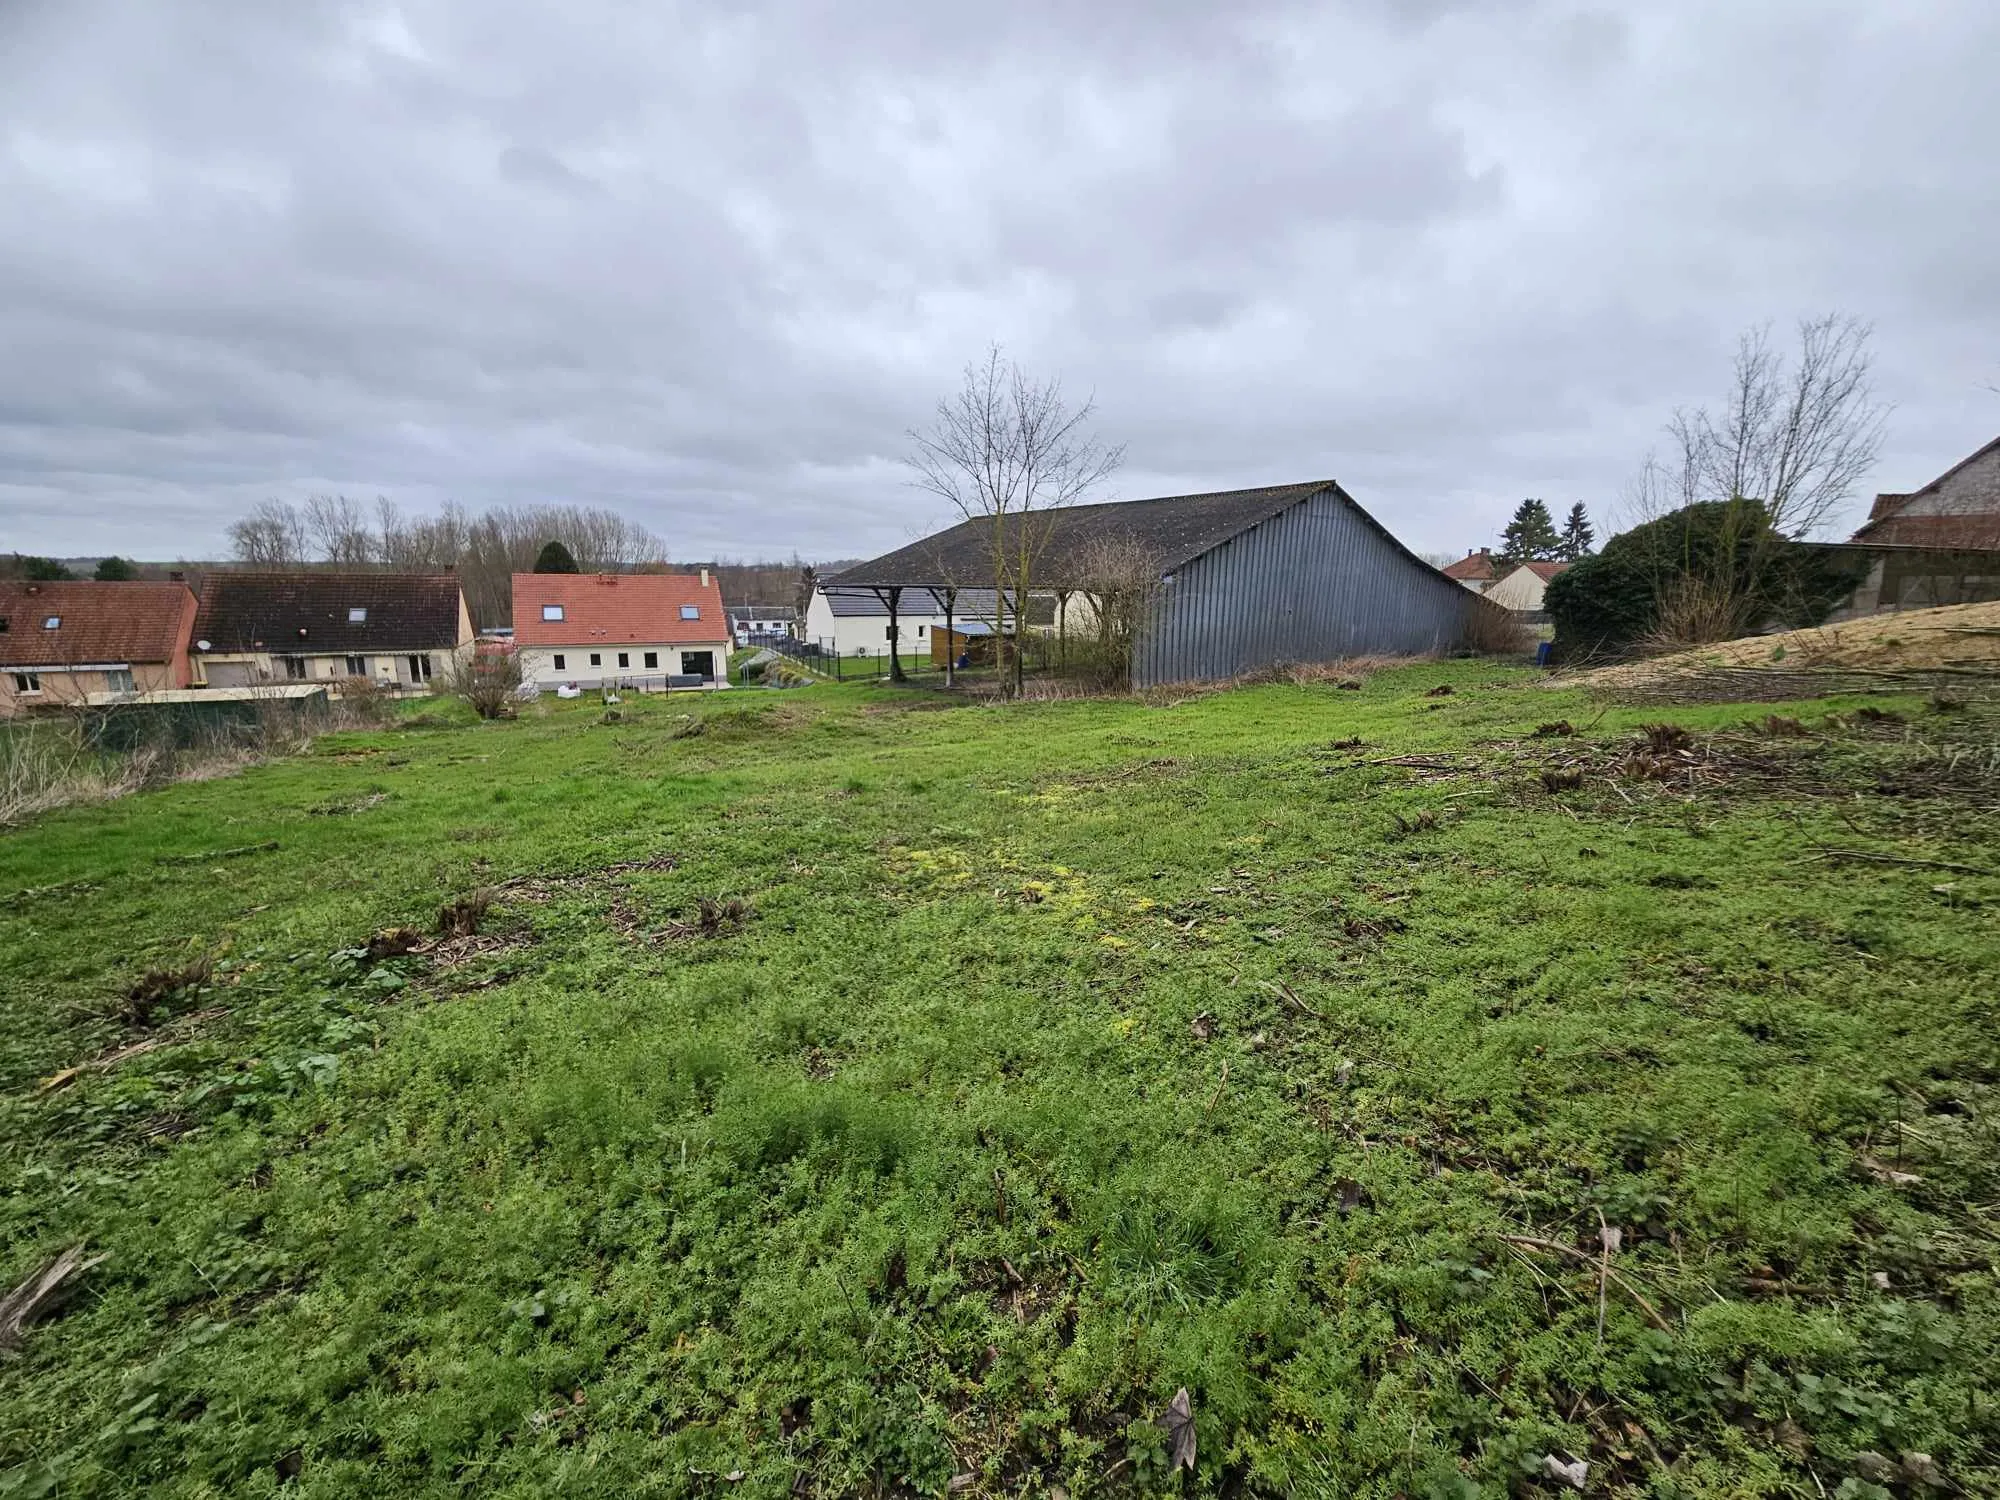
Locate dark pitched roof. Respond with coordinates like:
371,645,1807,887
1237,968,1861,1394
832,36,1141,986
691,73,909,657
1853,434,2000,539
828,482,1349,591
815,587,1054,624
194,572,465,653
0,580,196,667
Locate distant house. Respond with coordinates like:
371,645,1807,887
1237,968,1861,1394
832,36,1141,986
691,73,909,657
1483,560,1571,614
0,578,199,716
192,572,473,690
803,586,952,657
726,604,797,646
802,586,1049,658
513,570,731,691
1441,548,1498,592
1853,436,2000,548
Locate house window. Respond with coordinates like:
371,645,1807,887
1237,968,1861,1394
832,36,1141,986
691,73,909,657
408,654,432,682
106,668,135,694
680,605,700,620
281,656,306,680
643,651,657,669
617,652,629,669
43,615,61,630
347,607,367,623
916,624,925,638
553,653,566,670
542,604,565,621
589,652,601,667
345,655,367,676
885,624,894,641
11,672,40,694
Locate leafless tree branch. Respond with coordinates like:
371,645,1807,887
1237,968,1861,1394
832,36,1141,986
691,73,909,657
906,345,1123,695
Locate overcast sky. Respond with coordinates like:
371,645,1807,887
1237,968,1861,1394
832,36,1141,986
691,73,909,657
3,0,1997,565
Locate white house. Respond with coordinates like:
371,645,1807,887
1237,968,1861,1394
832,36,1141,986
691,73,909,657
512,570,732,690
803,587,952,657
727,604,797,646
802,586,1049,658
1483,561,1570,614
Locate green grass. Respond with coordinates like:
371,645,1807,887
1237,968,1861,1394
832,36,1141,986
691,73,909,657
2,665,1996,1498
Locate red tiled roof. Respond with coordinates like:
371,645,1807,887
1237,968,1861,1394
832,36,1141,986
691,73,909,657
0,580,197,667
1850,513,2000,548
1516,561,1572,581
511,573,729,646
1853,435,2000,539
1442,552,1496,581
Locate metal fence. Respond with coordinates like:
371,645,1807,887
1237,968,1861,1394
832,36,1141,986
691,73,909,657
760,639,939,681
755,635,1072,685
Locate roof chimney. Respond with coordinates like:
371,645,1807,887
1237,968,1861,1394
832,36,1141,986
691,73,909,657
169,570,185,583
700,566,710,589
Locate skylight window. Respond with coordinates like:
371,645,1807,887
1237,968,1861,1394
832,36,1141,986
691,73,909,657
348,607,367,623
43,615,61,630
542,604,565,622
679,605,701,620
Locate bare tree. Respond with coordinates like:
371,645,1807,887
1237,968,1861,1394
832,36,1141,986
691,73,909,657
906,347,1123,696
303,494,375,565
221,496,664,629
1065,535,1161,688
455,505,666,628
1620,314,1888,642
1630,315,1886,535
1671,315,1886,538
228,500,310,568
443,645,524,719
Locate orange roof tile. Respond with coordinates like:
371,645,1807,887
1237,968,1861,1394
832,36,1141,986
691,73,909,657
512,573,729,646
1441,552,1496,581
0,580,197,667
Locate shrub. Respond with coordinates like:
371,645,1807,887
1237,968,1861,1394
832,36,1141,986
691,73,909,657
1546,501,1867,661
1460,596,1532,655
334,674,395,724
1060,537,1163,690
444,648,523,720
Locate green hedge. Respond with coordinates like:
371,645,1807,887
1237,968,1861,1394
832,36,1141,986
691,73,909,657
1546,501,1867,660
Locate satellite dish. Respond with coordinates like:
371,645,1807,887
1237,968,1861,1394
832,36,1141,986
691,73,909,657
195,639,211,651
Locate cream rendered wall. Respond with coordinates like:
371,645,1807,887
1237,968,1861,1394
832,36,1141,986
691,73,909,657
521,640,733,687
1482,568,1553,612
193,651,446,689
0,661,177,716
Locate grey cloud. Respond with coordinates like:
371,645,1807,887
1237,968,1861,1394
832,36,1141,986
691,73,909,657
497,145,596,194
2,0,1998,566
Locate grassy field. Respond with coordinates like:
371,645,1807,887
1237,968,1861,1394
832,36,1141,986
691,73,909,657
2,665,1996,1498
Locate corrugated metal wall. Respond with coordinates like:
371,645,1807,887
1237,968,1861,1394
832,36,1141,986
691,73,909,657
1132,488,1475,687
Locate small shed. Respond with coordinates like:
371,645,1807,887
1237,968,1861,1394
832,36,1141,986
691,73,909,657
930,621,1001,668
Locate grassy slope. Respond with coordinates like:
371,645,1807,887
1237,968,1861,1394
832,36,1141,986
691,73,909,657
1,667,1996,1499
